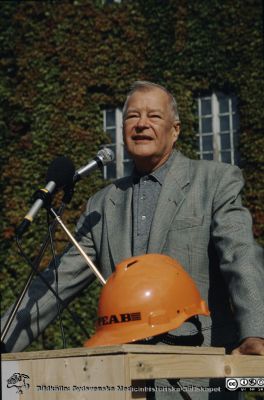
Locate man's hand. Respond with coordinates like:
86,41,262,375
232,337,264,355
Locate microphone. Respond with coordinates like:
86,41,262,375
73,147,114,182
16,156,75,237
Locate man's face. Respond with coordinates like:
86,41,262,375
123,88,180,172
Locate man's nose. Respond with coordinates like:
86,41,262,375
136,115,149,129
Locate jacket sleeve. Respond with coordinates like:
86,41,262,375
211,164,264,341
1,198,99,353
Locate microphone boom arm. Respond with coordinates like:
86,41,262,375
49,208,106,285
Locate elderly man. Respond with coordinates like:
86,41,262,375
1,81,264,398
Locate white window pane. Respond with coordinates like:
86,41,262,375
219,97,229,113
124,160,134,176
105,110,116,127
106,163,117,180
234,151,240,165
221,151,231,163
201,117,212,133
232,114,239,130
103,108,125,179
220,115,230,132
233,131,240,146
201,99,211,115
232,97,237,109
196,93,239,166
220,133,231,150
124,147,131,159
106,128,116,142
203,153,214,160
202,135,213,151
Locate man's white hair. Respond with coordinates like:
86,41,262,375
123,80,180,121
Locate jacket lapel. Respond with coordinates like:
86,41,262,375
105,152,190,263
147,152,190,253
105,177,133,266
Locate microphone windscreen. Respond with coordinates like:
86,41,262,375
46,156,75,188
97,147,115,164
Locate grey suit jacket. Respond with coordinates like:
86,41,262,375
2,151,264,352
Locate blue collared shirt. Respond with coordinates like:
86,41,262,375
132,151,176,256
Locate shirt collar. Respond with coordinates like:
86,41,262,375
132,150,176,185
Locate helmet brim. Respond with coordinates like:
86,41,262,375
84,307,209,348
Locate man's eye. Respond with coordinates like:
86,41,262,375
150,115,162,119
126,114,138,119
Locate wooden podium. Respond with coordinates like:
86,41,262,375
2,345,264,399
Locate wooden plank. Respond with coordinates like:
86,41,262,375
123,355,147,400
122,344,225,355
128,353,264,380
2,350,263,400
129,354,225,379
3,355,129,400
223,355,264,377
2,344,225,361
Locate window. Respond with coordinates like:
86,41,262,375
103,108,133,179
197,93,239,165
103,0,121,4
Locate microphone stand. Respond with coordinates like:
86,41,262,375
1,186,107,347
49,208,106,285
1,151,115,348
1,204,67,346
1,186,74,345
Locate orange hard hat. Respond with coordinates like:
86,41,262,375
84,254,209,347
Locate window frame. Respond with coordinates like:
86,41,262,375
103,108,133,179
197,92,239,165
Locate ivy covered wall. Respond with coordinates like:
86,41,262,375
1,0,263,351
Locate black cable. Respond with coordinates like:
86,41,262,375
47,211,66,349
1,203,67,346
15,236,91,340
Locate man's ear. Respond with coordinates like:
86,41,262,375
172,120,181,142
